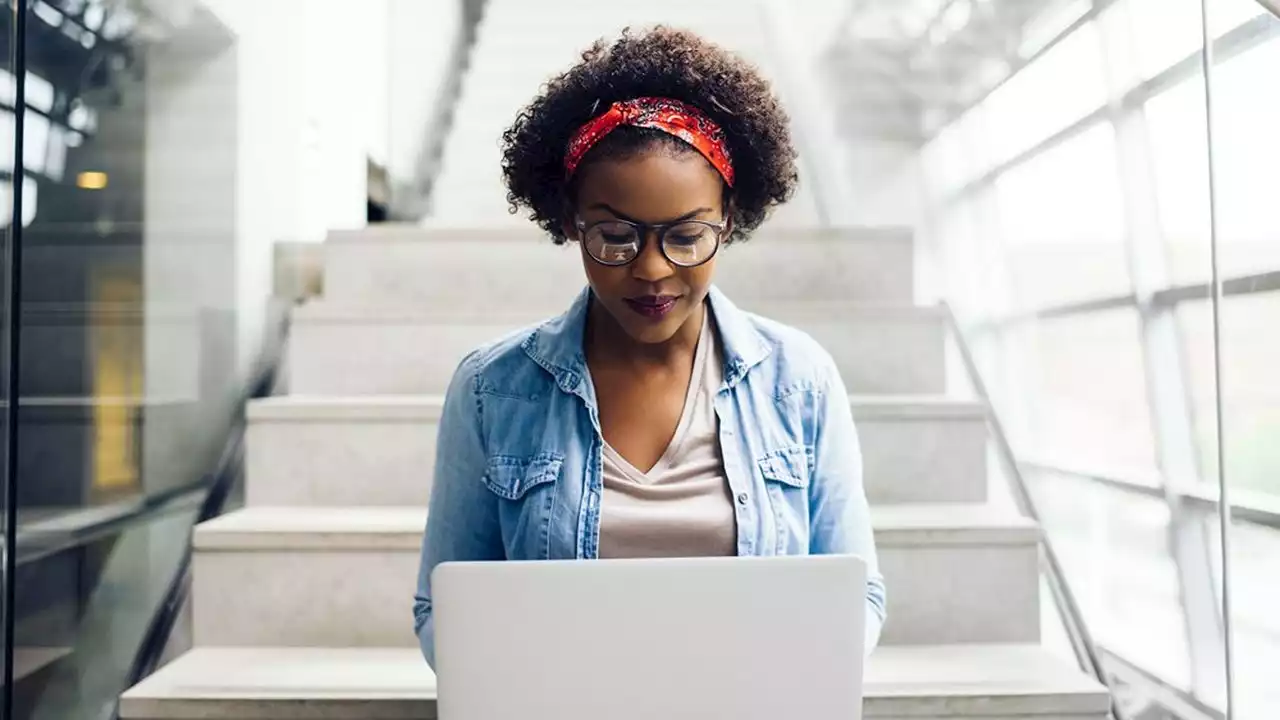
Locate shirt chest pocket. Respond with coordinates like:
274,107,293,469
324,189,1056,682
482,452,564,559
756,445,812,554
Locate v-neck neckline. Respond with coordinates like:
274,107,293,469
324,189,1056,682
602,309,713,481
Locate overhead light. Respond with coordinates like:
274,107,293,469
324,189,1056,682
77,171,107,190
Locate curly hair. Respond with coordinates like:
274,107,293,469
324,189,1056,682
501,26,799,244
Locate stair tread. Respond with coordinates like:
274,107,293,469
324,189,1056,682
121,644,1108,718
194,507,427,551
250,394,983,422
325,226,912,245
292,300,943,323
195,504,1034,551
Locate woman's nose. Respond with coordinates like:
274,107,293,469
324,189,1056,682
630,232,674,282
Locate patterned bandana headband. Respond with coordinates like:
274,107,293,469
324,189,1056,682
564,97,735,187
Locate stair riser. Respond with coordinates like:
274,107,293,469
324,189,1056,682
322,235,913,307
247,420,435,508
878,543,1040,645
860,707,1100,712
288,316,941,396
247,411,983,508
193,550,420,649
191,533,1032,648
855,414,988,504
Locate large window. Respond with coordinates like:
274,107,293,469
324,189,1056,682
921,0,1280,716
995,123,1131,309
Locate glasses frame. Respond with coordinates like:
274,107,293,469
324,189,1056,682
573,216,728,268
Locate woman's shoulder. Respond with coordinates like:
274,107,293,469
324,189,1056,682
451,319,556,394
733,310,841,391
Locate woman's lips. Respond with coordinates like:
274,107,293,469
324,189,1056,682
623,295,679,319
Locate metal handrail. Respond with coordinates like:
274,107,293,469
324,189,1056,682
940,302,1122,719
1256,0,1279,19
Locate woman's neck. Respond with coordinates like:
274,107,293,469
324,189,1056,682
585,297,705,371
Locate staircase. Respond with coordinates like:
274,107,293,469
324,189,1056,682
425,0,822,228
119,223,1111,719
119,0,1112,715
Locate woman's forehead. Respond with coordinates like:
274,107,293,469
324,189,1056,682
575,153,725,219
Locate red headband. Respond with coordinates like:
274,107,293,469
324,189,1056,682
564,97,735,187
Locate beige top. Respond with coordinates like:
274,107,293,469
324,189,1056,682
598,311,738,559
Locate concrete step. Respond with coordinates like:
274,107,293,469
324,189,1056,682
191,507,423,649
246,394,985,510
321,227,915,306
189,502,1031,649
121,643,1109,719
287,302,941,396
873,503,1039,645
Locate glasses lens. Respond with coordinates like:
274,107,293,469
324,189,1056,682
584,222,639,265
662,222,719,266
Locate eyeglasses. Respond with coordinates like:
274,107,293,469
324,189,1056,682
574,217,727,268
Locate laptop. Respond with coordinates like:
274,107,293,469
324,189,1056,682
432,554,866,720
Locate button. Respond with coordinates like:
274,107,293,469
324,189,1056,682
737,492,749,505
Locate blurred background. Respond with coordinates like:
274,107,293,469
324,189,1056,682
0,0,1275,718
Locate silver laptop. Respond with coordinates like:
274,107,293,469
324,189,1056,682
432,554,866,720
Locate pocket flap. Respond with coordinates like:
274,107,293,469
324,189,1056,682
756,446,811,489
483,452,564,500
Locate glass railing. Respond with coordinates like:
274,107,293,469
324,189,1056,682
0,0,282,717
0,0,486,714
918,0,1280,717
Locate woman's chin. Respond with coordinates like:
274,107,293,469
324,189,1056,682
614,308,689,345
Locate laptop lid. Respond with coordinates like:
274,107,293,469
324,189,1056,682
433,554,866,720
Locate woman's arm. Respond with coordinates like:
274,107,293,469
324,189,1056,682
413,351,504,668
808,352,887,654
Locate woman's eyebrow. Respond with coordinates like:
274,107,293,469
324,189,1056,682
588,203,714,224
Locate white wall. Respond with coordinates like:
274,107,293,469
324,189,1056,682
760,0,925,231
139,0,469,374
386,0,463,186
145,0,395,374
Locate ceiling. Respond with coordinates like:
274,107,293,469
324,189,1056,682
819,0,1083,143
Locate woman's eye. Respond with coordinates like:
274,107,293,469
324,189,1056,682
668,234,702,246
602,233,635,244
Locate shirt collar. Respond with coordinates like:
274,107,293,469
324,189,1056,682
521,285,772,395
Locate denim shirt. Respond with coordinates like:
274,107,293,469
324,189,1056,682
414,286,886,667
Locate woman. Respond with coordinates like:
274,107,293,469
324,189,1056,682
414,26,885,667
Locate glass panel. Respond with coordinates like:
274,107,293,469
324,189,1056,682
10,2,243,716
1203,515,1280,720
1031,469,1192,689
1206,32,1280,280
1127,0,1208,81
995,122,1132,309
1149,32,1280,285
1146,74,1212,285
15,503,200,719
2,0,15,712
1202,8,1280,717
984,20,1108,165
1013,309,1160,470
1179,294,1280,499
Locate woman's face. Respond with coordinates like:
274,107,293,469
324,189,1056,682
566,150,729,346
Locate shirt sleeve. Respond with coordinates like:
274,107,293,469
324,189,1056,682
413,351,504,669
807,351,887,655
